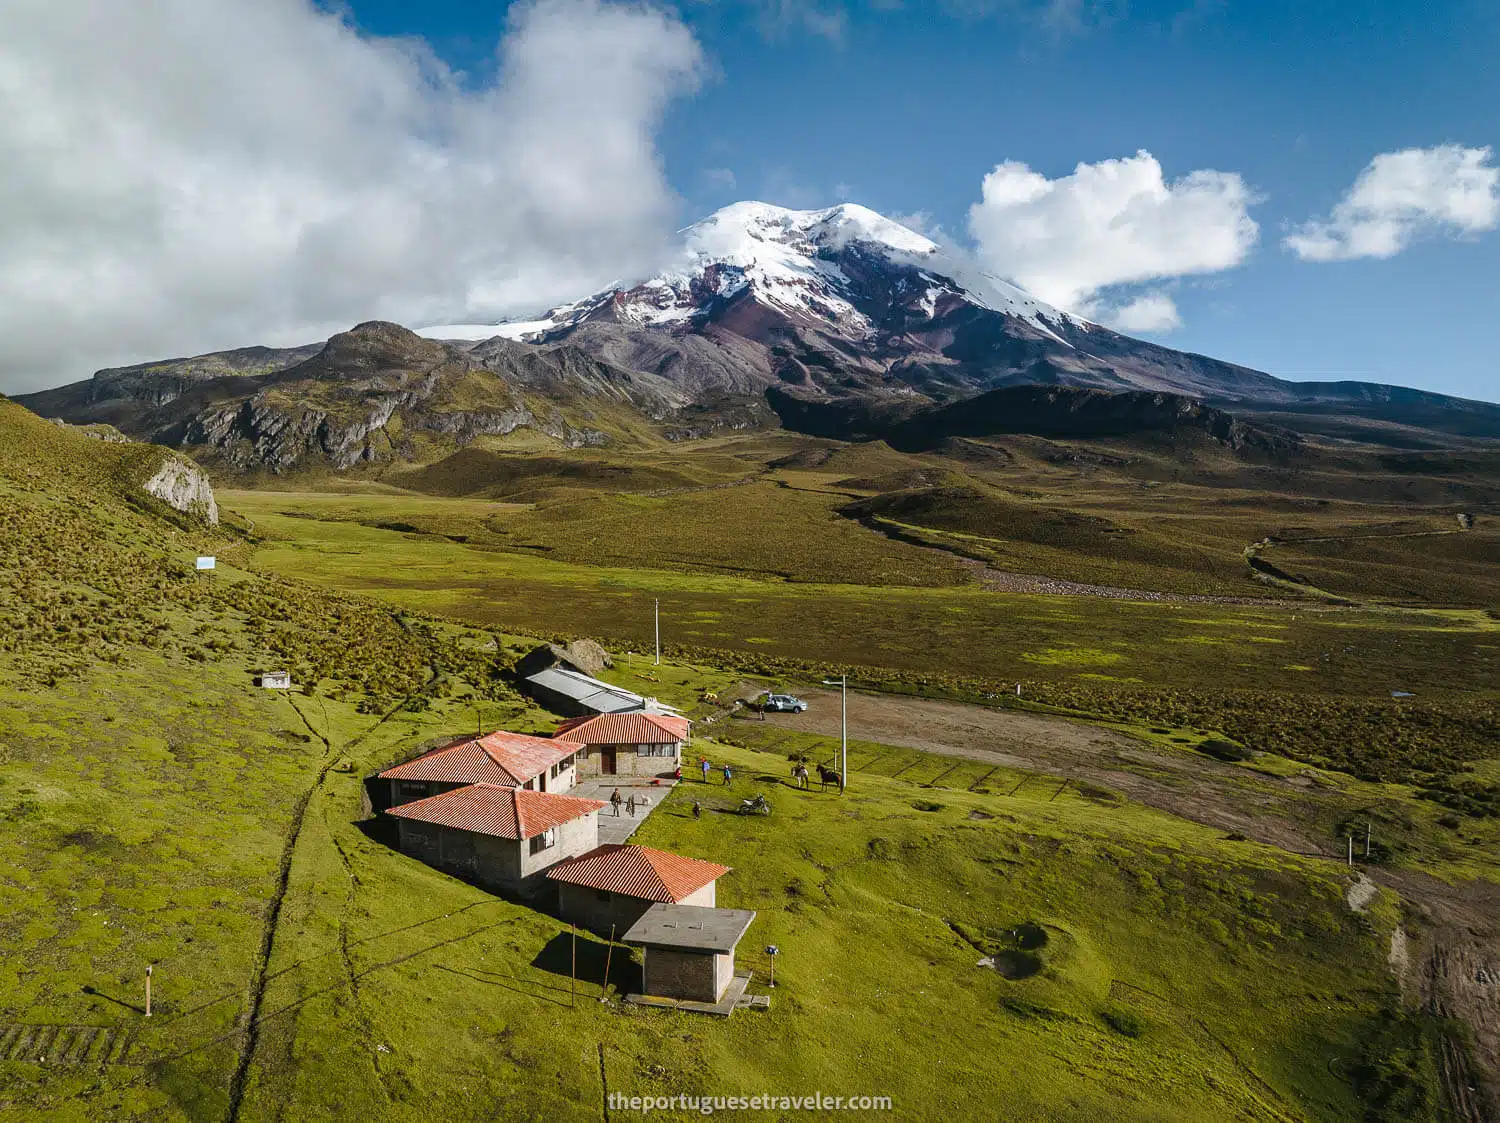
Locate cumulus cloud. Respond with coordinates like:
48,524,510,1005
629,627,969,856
0,0,703,392
1284,144,1500,262
1105,291,1182,333
966,150,1259,331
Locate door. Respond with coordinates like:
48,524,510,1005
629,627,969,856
601,747,617,775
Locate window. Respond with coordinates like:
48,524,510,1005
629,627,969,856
529,828,556,855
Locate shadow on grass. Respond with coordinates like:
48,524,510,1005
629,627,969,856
81,984,145,1015
153,917,523,1063
433,962,575,1009
354,815,399,849
530,932,640,997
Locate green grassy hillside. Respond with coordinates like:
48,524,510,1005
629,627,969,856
0,400,1489,1119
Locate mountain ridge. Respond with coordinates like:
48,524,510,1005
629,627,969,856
14,201,1500,470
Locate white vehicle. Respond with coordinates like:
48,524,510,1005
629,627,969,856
763,693,808,713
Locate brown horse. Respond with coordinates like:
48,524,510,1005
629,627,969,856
816,764,842,791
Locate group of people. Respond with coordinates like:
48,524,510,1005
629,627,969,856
697,757,734,785
607,788,650,817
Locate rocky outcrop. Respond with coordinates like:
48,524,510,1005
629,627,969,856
144,455,219,524
49,418,132,443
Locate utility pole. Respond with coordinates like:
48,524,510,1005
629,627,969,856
1366,823,1372,858
822,675,848,793
570,925,577,1008
145,965,152,1018
654,599,660,666
601,924,616,1002
1347,835,1353,868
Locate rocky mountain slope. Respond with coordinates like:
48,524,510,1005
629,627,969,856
16,322,758,473
17,202,1500,473
423,201,1500,443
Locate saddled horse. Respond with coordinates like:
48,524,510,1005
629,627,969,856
816,764,842,791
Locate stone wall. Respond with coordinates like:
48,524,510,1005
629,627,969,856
641,947,730,1003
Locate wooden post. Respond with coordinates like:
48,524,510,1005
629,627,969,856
145,965,152,1018
1366,822,1372,857
601,925,616,1001
1347,835,1353,868
571,925,577,1008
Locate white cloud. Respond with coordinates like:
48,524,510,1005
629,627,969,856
1284,144,1500,262
966,149,1259,328
0,0,703,393
747,0,849,41
1104,291,1182,333
702,167,738,191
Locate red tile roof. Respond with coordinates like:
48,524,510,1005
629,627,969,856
385,783,606,840
379,730,581,787
552,712,691,745
545,844,729,903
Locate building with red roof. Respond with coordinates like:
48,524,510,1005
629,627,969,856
546,843,730,934
385,783,607,894
378,729,584,810
552,712,692,780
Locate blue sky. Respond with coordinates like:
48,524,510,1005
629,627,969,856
2,0,1494,400
342,0,1500,400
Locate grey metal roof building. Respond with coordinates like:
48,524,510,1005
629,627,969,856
521,665,685,719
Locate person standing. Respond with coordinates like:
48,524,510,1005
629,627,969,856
610,788,622,817
700,758,711,784
626,794,637,818
722,764,732,786
692,800,702,819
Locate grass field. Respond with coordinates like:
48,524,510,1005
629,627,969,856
1,403,1492,1119
224,490,1499,699
0,662,1437,1121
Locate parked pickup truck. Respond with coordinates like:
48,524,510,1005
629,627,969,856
763,693,808,713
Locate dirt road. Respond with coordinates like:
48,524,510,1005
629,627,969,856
765,687,1330,854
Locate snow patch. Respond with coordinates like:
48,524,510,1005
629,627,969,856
418,200,1092,343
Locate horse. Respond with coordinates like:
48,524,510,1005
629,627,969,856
816,764,842,791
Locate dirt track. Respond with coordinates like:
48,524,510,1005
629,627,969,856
757,687,1499,1118
765,687,1329,854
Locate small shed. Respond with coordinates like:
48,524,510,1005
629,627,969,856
622,903,756,1004
256,672,292,689
547,844,728,934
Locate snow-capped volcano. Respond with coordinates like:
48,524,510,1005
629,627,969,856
421,201,1082,349
417,200,1430,415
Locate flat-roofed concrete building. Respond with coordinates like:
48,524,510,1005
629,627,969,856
622,903,756,1004
385,783,606,895
546,844,729,935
